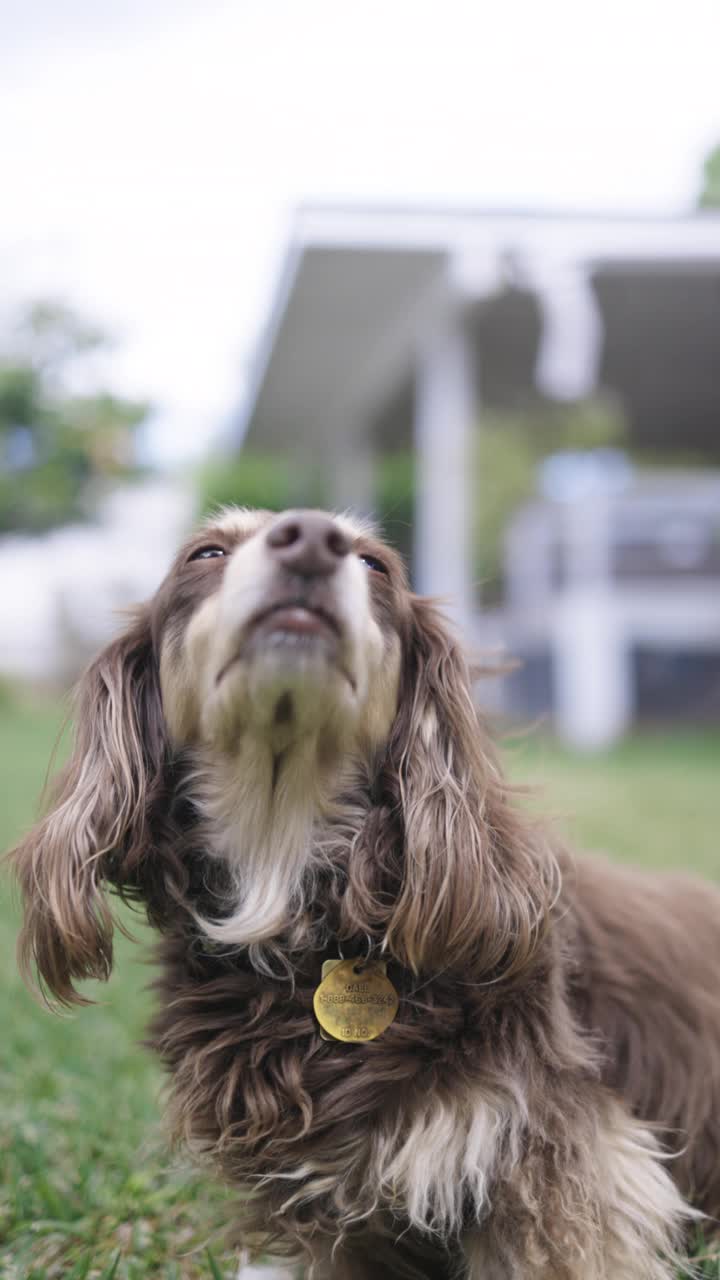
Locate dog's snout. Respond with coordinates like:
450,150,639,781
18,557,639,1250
266,512,350,577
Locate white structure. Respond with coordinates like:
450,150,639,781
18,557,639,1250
0,481,194,684
503,473,720,747
237,206,720,745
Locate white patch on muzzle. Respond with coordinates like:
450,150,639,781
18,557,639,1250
199,519,382,751
176,511,400,955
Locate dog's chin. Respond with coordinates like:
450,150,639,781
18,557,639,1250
205,615,360,751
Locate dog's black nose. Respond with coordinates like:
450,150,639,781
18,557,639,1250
266,511,350,576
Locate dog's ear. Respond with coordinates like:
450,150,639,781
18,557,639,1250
10,609,165,1005
382,597,558,979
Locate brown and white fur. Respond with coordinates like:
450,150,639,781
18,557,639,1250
11,507,720,1279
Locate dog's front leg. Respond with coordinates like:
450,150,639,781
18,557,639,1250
237,1255,301,1279
238,1231,454,1279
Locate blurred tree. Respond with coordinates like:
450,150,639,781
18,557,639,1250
472,399,626,600
199,452,297,516
199,398,623,601
0,301,151,533
199,449,416,561
198,450,331,521
377,451,414,564
698,142,720,208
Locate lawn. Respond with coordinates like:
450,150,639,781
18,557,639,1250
1,691,718,1279
0,695,237,1280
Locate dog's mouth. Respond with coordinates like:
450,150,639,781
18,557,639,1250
251,601,341,641
215,601,343,686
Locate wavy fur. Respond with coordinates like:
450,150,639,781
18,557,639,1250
10,506,720,1278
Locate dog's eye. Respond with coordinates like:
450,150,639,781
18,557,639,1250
187,545,227,563
359,553,388,575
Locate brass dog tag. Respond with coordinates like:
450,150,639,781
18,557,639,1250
314,958,399,1042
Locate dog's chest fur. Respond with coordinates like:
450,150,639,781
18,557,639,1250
149,933,541,1242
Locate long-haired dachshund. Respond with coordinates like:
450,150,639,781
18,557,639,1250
11,507,720,1278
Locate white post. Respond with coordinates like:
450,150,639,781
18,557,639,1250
414,308,475,632
551,498,633,749
552,592,631,749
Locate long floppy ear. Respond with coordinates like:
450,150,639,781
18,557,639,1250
10,610,165,1005
383,597,559,979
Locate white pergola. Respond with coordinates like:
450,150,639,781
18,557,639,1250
236,206,720,743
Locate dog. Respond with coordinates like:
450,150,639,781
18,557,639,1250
11,506,720,1278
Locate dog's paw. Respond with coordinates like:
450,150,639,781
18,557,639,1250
237,1256,301,1280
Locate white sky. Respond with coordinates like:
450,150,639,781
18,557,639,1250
2,0,719,464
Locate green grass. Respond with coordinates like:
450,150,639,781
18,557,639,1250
508,728,720,877
0,695,236,1279
0,691,718,1277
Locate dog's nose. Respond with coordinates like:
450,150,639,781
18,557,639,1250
266,511,350,577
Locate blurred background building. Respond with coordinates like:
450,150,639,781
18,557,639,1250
1,1,720,748
235,206,720,747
